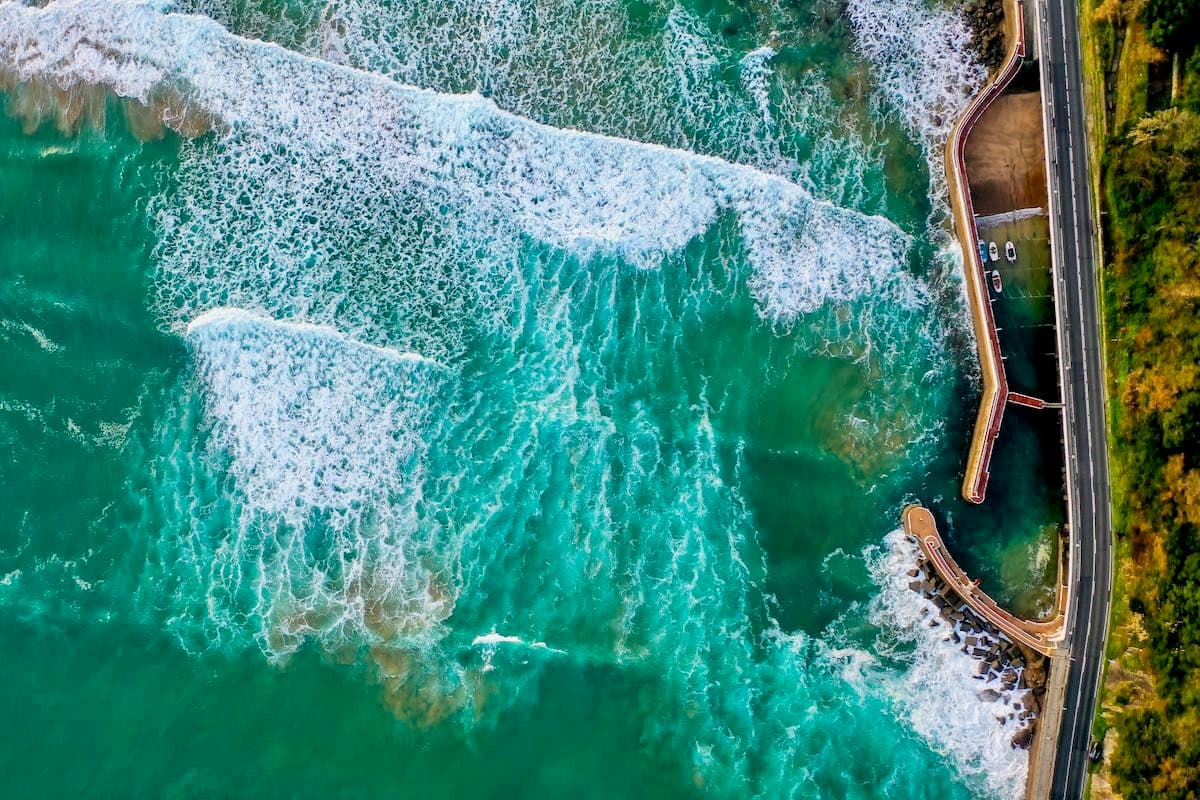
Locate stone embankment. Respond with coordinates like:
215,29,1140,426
906,549,1050,750
961,0,1008,72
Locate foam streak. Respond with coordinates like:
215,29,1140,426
0,0,919,326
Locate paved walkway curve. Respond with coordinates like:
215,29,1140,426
903,505,1066,656
944,0,1027,504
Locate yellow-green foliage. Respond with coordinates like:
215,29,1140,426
1101,66,1200,800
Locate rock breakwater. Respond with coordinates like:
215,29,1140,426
906,548,1048,750
960,0,1008,72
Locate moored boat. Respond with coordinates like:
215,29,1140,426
991,270,1003,293
988,241,999,262
1005,240,1016,262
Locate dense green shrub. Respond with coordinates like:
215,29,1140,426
1143,0,1200,50
1103,57,1200,798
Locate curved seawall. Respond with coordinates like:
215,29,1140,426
945,0,1026,503
903,505,1066,655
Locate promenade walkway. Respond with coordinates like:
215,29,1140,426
945,0,1027,504
1009,391,1053,409
903,505,1066,656
920,2,1076,795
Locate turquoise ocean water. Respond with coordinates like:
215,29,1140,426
0,0,1061,797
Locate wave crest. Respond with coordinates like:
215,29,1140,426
0,0,919,338
145,308,453,659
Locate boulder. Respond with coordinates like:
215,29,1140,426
1011,726,1035,749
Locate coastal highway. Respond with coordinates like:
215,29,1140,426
1035,0,1115,796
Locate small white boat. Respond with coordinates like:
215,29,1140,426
988,241,999,262
991,270,1003,293
1005,241,1017,262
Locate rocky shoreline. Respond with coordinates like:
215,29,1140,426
960,0,1008,73
906,547,1048,750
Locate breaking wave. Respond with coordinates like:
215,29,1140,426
843,0,988,366
143,309,454,657
859,529,1029,799
845,0,985,221
178,0,890,205
0,1,997,796
0,0,919,345
186,307,443,531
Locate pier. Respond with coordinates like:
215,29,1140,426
945,0,1026,504
908,0,1087,793
1012,391,1051,410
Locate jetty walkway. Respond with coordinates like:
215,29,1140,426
945,0,1026,504
903,505,1066,656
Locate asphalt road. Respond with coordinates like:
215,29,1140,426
1035,0,1115,796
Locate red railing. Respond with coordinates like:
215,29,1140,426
904,505,1065,655
948,0,1027,503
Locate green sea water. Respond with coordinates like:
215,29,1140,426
0,0,1062,797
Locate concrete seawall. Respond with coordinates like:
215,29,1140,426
902,506,1065,655
944,0,1027,504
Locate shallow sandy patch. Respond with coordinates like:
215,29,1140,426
965,90,1048,215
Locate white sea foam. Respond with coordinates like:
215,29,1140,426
845,0,985,217
0,319,60,353
472,631,524,646
0,4,977,792
0,0,919,337
22,322,60,353
843,0,988,361
187,307,443,528
861,528,1029,800
740,46,778,130
182,0,882,197
472,630,565,653
157,307,455,657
